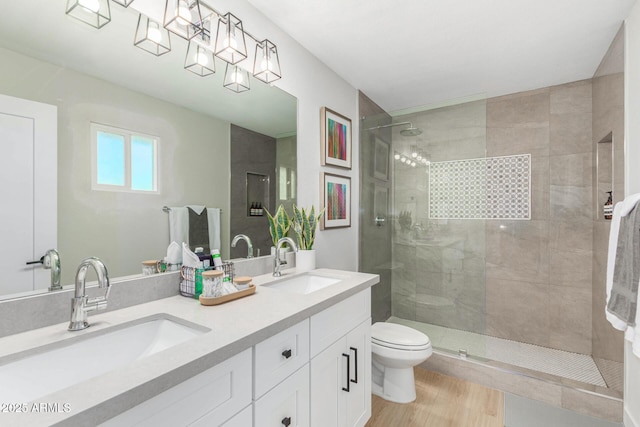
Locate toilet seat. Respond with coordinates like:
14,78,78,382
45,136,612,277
371,323,431,351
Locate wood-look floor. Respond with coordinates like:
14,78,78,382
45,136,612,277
366,368,504,427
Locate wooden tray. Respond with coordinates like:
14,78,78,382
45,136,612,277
199,284,256,306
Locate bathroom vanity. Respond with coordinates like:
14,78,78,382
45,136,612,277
0,268,378,426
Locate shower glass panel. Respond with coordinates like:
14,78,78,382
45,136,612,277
389,100,489,357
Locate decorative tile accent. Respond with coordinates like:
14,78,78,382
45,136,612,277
429,154,531,220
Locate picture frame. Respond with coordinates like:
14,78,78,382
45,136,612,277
321,172,351,229
320,107,352,169
373,137,390,181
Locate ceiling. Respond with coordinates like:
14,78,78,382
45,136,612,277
0,0,296,138
249,0,636,114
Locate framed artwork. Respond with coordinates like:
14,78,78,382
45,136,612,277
373,137,390,181
321,172,351,229
321,107,352,169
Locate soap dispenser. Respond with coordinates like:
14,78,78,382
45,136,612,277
604,191,613,220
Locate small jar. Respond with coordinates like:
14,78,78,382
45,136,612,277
202,270,224,297
234,276,252,290
142,260,158,276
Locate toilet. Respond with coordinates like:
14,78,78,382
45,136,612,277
371,322,432,403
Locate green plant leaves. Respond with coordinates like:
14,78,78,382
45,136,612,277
265,205,291,247
291,204,324,250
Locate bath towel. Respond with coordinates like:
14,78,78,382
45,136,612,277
168,206,221,252
606,193,640,358
608,203,640,324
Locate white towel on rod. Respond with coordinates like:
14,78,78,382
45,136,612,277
605,193,640,358
168,206,221,252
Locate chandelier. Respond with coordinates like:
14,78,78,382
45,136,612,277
65,0,282,93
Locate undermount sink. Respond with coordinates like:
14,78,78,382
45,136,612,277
263,273,342,294
0,314,208,402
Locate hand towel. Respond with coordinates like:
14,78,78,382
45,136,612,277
168,206,221,252
166,241,182,265
182,242,202,269
608,203,640,324
168,207,189,247
606,193,640,358
188,207,210,253
207,208,221,251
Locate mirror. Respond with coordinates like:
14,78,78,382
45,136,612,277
0,0,297,298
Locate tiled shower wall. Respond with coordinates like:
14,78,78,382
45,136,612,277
230,124,276,259
592,26,625,364
485,81,593,354
392,79,598,355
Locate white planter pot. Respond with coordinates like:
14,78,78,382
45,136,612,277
296,249,316,272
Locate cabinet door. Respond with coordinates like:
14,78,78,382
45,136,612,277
255,319,310,398
344,319,371,427
310,338,345,427
100,348,252,427
255,365,309,427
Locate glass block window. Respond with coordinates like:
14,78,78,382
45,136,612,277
91,123,158,194
429,154,530,220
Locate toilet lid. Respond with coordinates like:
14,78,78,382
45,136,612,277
371,322,431,349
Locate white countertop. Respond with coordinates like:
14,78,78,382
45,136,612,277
0,268,379,426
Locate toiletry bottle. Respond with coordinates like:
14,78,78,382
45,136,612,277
194,247,211,268
604,191,613,220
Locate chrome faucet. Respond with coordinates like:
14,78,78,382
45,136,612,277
68,257,110,331
26,249,62,291
231,234,254,258
273,237,298,277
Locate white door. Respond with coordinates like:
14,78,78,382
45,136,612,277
0,94,57,295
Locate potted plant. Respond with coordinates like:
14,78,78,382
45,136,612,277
291,205,325,271
265,204,292,256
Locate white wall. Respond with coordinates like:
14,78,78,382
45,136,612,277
216,0,360,271
624,5,640,427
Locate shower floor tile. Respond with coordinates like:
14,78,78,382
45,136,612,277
388,316,608,388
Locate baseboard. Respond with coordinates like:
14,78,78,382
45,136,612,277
626,408,639,427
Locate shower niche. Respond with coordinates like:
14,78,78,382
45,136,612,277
246,172,270,217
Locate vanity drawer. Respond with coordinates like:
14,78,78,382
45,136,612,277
254,318,310,398
310,288,370,357
254,364,310,427
101,348,252,427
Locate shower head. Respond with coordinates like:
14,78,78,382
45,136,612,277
400,126,423,137
365,121,423,137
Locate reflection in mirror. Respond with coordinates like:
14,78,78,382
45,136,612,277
0,0,296,299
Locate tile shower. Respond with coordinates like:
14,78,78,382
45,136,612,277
359,27,626,416
385,79,624,390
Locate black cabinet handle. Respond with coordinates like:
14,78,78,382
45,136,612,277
282,349,292,359
342,353,350,392
281,416,292,426
350,347,358,384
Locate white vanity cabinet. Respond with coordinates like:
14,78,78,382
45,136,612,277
309,290,371,427
254,319,311,427
99,288,372,427
100,348,253,427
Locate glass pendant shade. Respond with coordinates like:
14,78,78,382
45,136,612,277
185,40,215,77
164,0,204,40
214,13,247,65
111,0,135,7
223,64,250,93
65,0,111,29
253,39,281,84
134,15,171,56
